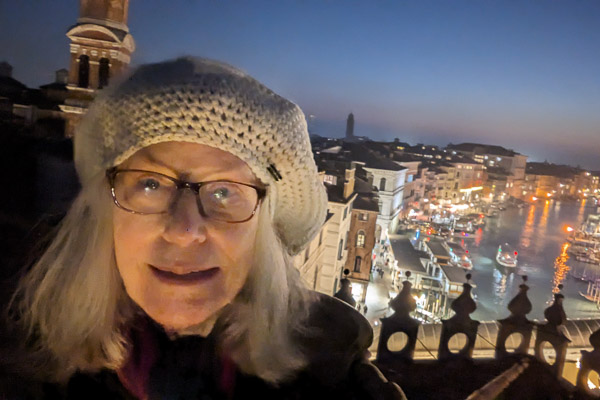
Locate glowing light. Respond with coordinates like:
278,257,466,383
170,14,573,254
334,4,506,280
566,226,574,232
459,186,483,193
532,196,538,201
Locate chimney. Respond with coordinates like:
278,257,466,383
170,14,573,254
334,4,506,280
55,69,69,84
0,62,13,78
343,167,356,199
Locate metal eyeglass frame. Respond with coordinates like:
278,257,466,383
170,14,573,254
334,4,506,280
106,167,267,223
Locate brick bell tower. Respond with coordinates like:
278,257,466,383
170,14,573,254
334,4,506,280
61,0,135,137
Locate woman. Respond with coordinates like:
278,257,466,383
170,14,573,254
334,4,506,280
5,57,405,399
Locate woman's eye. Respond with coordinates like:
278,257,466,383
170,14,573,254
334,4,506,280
140,178,161,191
212,187,229,200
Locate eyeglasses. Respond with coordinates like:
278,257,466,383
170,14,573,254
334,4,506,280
106,168,266,223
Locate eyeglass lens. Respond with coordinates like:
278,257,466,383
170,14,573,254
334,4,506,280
112,170,259,222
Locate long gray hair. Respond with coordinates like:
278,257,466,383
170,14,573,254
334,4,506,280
10,170,315,384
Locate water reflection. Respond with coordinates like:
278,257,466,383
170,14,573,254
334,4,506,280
474,227,483,247
520,205,536,249
577,199,587,225
470,201,599,320
492,267,514,305
552,242,570,294
532,200,551,255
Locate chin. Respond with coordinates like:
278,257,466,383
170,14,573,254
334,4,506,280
145,297,225,331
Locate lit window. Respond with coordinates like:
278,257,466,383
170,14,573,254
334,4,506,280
357,230,366,248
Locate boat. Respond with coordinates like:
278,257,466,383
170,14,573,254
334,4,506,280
576,254,600,265
580,279,600,305
496,243,518,268
446,241,473,270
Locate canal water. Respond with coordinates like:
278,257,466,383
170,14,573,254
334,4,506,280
456,199,600,321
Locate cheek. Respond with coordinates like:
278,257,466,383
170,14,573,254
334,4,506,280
113,211,159,270
219,222,258,283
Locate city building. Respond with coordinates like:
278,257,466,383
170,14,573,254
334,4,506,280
446,142,527,199
343,173,379,304
316,163,358,295
293,215,331,291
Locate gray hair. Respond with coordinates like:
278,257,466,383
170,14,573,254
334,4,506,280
10,171,315,384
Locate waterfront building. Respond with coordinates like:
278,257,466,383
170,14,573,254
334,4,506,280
452,158,486,203
447,142,527,199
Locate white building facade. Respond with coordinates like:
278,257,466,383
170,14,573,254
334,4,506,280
364,166,407,240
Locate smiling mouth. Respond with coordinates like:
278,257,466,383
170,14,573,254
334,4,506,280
149,265,220,284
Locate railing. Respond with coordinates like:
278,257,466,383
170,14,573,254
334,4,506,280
376,272,600,398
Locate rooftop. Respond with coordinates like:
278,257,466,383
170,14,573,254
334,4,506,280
440,264,472,283
425,239,451,259
390,238,427,274
447,142,521,157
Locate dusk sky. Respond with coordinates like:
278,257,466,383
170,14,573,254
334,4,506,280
1,1,599,169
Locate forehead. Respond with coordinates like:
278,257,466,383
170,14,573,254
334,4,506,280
122,141,259,182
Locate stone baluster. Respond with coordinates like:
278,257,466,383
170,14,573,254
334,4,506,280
534,284,571,377
576,327,600,395
438,273,480,360
495,275,534,358
376,271,420,363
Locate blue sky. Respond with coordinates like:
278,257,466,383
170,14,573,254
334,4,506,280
1,1,599,169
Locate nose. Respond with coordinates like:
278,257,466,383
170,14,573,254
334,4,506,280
161,189,208,246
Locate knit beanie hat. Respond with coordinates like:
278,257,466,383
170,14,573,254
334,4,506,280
74,56,327,255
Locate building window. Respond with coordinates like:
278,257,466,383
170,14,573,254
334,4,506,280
380,177,387,191
337,239,344,260
98,58,110,88
319,230,323,246
343,207,348,220
359,213,368,221
78,55,90,88
313,265,319,289
357,230,366,248
354,256,362,273
304,247,310,262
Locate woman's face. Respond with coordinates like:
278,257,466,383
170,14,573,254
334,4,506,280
112,142,261,331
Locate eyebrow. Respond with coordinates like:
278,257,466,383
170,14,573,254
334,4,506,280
137,151,262,186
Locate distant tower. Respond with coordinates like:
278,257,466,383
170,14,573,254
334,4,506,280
345,112,355,140
60,0,135,136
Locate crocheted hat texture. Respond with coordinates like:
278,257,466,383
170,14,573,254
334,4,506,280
74,56,327,254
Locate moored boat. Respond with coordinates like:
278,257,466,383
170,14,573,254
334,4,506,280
496,243,518,268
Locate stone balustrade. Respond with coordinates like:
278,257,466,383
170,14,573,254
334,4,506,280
376,273,600,398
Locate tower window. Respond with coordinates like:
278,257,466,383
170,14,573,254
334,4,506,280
356,230,366,248
99,58,110,88
78,55,90,88
354,256,362,273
